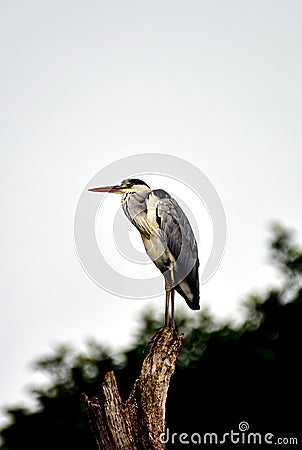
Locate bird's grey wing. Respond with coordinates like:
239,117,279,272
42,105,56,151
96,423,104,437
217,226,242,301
155,191,197,262
154,190,200,309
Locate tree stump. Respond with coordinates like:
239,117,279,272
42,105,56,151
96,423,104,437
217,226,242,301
84,327,183,449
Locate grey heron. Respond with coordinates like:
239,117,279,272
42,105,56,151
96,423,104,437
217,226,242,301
89,178,200,328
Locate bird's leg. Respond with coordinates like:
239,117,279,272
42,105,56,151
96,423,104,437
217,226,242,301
170,267,175,328
165,288,170,327
170,288,175,328
164,277,171,327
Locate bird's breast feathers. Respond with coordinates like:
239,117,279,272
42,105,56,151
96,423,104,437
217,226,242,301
122,190,173,265
122,190,159,236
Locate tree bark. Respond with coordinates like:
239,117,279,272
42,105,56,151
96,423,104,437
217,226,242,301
84,327,183,449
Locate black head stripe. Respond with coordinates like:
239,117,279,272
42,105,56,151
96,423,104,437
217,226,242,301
122,178,150,188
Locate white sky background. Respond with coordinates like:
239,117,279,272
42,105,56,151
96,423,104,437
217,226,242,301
1,0,302,427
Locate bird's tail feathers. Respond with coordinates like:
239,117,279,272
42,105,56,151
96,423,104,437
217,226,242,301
175,262,200,310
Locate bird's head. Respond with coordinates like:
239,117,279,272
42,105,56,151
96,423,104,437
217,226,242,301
88,178,150,194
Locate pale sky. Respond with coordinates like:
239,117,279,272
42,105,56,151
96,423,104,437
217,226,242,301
1,0,302,427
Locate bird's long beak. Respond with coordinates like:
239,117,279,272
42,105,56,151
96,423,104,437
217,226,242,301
88,184,124,194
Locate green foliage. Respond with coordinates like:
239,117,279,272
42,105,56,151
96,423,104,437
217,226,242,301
1,223,302,449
